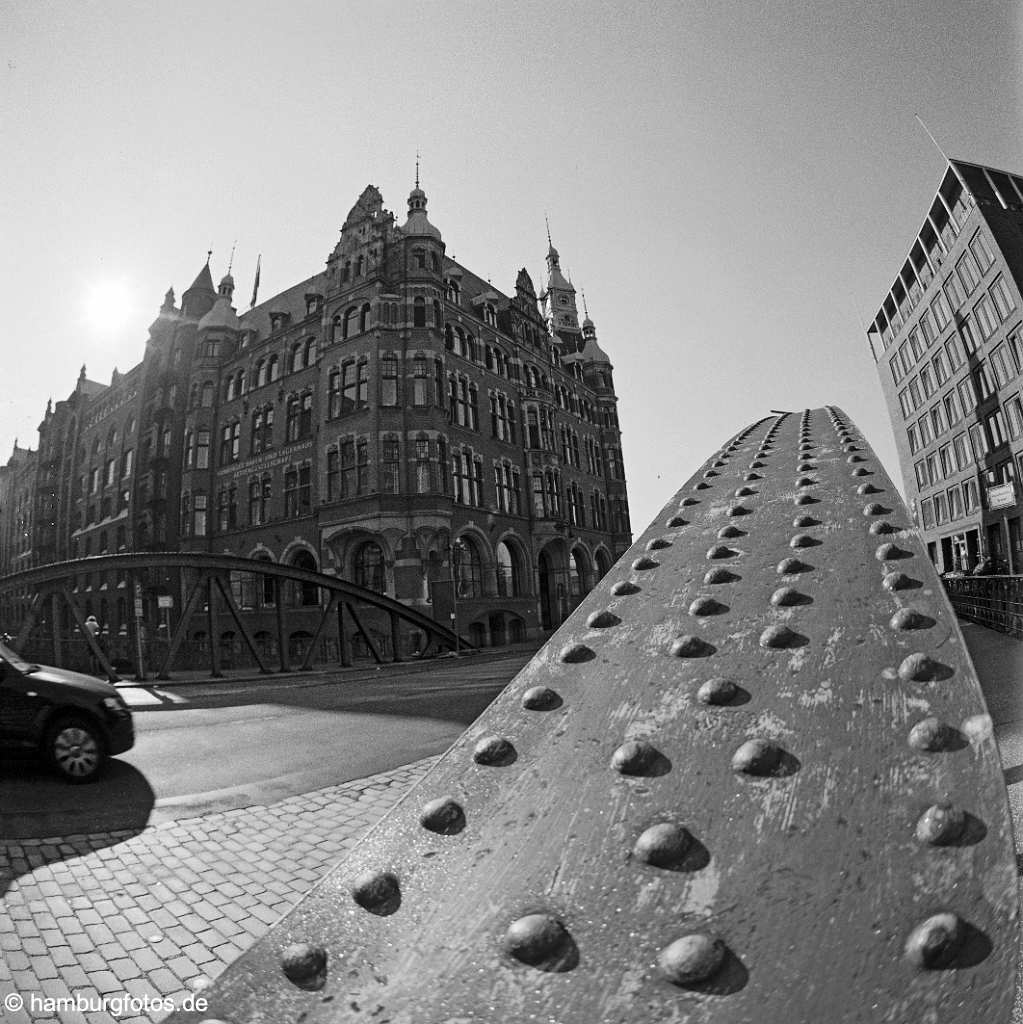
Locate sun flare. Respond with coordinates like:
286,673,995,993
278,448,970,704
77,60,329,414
83,279,134,332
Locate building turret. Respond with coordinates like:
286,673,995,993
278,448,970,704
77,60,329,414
541,226,582,349
181,257,218,318
402,176,442,241
198,273,241,333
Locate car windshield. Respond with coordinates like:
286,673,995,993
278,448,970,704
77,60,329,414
0,641,37,673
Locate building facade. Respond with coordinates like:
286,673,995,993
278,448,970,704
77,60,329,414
0,182,632,655
868,159,1023,574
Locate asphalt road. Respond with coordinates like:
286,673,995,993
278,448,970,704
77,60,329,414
0,652,533,837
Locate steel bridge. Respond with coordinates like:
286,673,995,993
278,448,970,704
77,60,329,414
122,407,1019,1021
0,552,471,681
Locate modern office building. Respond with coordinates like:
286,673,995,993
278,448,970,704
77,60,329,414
0,180,632,655
868,159,1023,574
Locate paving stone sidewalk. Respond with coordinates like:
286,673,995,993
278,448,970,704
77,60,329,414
0,757,438,1024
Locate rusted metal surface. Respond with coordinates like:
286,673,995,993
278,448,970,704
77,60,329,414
165,407,1018,1024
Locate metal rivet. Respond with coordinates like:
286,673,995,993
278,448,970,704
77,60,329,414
790,533,817,548
916,802,966,846
792,515,819,528
863,502,888,516
667,514,688,527
281,942,327,988
760,624,801,648
704,567,739,584
698,677,738,704
419,796,466,835
689,597,726,616
707,544,738,560
732,737,785,775
883,570,916,591
869,521,897,535
857,483,882,494
634,822,693,867
908,716,953,751
473,735,516,765
713,458,727,467
658,933,726,986
771,586,807,607
794,494,817,506
611,580,641,596
847,454,866,463
898,653,948,682
671,634,715,657
744,471,762,481
717,524,745,539
749,460,765,469
905,913,964,968
647,537,671,550
734,486,755,497
851,467,871,476
504,914,573,969
727,504,751,517
611,739,661,775
632,556,659,570
890,607,934,631
695,481,711,490
587,610,621,629
681,497,699,507
777,557,811,574
876,542,911,561
703,469,719,478
351,871,401,916
797,461,815,472
522,685,560,710
796,476,816,487
560,642,595,663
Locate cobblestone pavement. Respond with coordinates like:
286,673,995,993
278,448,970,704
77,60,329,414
0,757,438,1024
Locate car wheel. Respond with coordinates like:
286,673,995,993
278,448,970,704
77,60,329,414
47,716,105,783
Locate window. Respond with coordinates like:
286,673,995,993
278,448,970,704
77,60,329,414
944,389,962,426
328,367,341,418
299,392,312,438
991,344,1016,388
357,361,368,408
353,541,385,592
933,491,947,525
284,468,299,516
381,438,400,493
914,460,928,489
919,309,935,346
495,541,520,597
196,430,210,469
201,382,214,408
411,356,429,406
938,443,953,478
1006,395,1023,439
969,231,995,271
969,421,989,461
957,377,977,413
194,494,208,537
326,447,339,501
456,538,483,597
987,408,1008,448
908,377,922,410
931,292,950,330
105,459,116,487
286,395,300,442
991,275,1016,321
964,478,979,512
413,297,426,328
908,329,923,362
339,440,355,497
251,406,274,454
357,439,368,493
960,315,978,355
974,295,997,339
956,252,980,295
945,335,965,370
919,365,934,398
907,423,919,455
930,403,946,437
381,356,398,405
120,449,134,478
974,362,994,400
340,361,358,414
220,422,240,463
953,432,971,471
948,486,964,520
932,351,948,386
921,498,935,529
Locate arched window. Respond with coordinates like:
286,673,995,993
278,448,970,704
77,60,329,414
201,382,214,407
360,302,371,333
304,337,316,365
444,323,454,350
456,537,483,598
595,548,613,579
495,540,521,597
343,306,357,339
268,355,280,382
256,358,268,387
353,541,385,592
413,297,426,328
292,341,304,373
569,547,591,599
290,549,319,606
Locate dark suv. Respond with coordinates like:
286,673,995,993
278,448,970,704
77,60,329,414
0,641,134,782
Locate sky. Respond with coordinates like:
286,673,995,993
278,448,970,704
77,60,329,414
3,0,1023,536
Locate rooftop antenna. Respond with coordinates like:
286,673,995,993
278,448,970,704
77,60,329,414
206,248,212,264
582,289,589,318
545,214,552,247
914,114,949,162
228,240,237,274
415,150,420,188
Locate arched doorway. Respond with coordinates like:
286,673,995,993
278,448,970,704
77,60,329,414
353,540,386,592
537,549,556,631
289,549,319,606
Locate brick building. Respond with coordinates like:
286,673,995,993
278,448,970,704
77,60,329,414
0,181,631,656
868,159,1023,574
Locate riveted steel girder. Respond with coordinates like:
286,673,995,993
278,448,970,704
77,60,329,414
165,408,1018,1024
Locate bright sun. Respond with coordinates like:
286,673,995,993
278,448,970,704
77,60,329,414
83,279,135,332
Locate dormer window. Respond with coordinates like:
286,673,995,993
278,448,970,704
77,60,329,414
270,312,290,333
445,278,461,304
305,293,323,317
483,303,497,327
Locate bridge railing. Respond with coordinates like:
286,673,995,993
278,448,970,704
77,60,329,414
943,574,1023,637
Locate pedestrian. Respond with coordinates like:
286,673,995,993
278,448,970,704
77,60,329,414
84,615,100,673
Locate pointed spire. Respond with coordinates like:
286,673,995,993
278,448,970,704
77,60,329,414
80,364,86,380
403,169,442,240
415,150,420,189
161,286,175,312
186,258,216,294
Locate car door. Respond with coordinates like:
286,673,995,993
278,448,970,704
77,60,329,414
0,660,51,748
